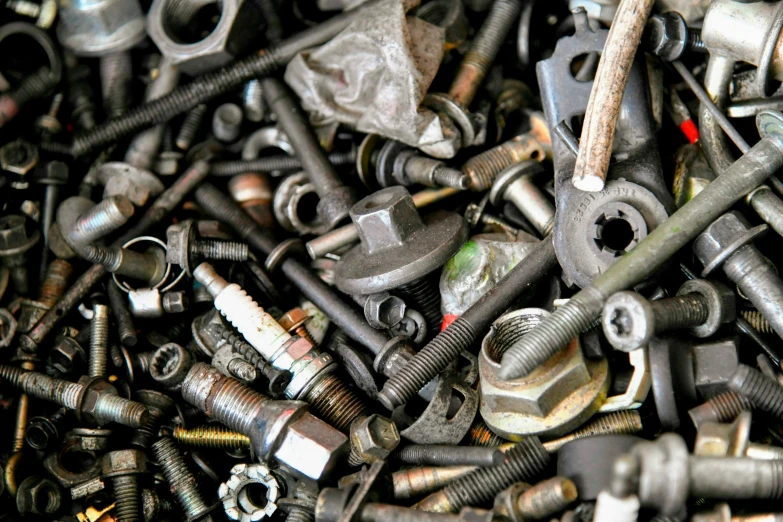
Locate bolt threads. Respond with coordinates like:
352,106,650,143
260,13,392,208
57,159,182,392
741,310,774,334
730,364,783,421
689,391,753,427
467,419,506,447
499,288,603,379
72,196,135,247
379,316,476,410
39,259,72,308
396,445,503,467
0,365,25,388
517,477,578,520
543,411,643,452
108,283,137,348
653,294,709,332
112,475,142,522
210,376,268,435
193,240,249,261
176,104,208,150
303,373,369,433
95,394,149,428
89,304,110,378
397,277,442,334
439,438,550,512
100,52,131,118
285,507,313,522
686,28,706,53
17,370,82,409
151,437,210,519
173,425,251,450
463,140,525,191
82,245,123,271
432,166,470,190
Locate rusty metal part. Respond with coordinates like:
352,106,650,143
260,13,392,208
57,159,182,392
392,466,478,499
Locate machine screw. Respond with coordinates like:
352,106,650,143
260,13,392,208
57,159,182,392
0,366,148,427
463,132,547,192
488,160,554,236
395,445,504,467
82,245,167,287
103,449,146,522
689,390,754,428
498,118,783,381
414,437,551,512
108,282,137,348
151,436,213,522
173,425,251,450
88,303,109,378
166,220,248,276
729,364,783,422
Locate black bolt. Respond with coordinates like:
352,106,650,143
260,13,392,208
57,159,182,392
25,408,68,451
209,150,356,177
644,11,706,62
729,364,783,422
395,445,504,467
36,161,68,282
108,282,137,348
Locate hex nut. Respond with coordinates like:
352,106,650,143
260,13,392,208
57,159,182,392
349,414,400,463
479,308,610,439
0,140,39,176
57,0,145,56
102,449,147,477
218,463,280,522
16,475,63,517
273,413,349,480
147,0,264,76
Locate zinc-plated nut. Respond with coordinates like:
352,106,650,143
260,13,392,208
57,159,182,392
147,0,264,76
364,292,406,329
218,463,280,522
479,308,610,439
102,449,147,477
56,0,145,56
0,139,38,176
16,475,63,517
349,414,400,464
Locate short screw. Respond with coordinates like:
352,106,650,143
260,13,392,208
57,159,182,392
688,390,753,428
463,133,547,192
151,436,213,522
729,364,783,422
414,437,551,513
88,303,109,378
175,104,208,151
0,365,148,427
108,282,137,348
172,425,251,450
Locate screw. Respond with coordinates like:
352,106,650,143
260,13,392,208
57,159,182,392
37,258,73,311
397,153,470,190
729,364,783,422
393,466,479,499
497,119,783,380
172,425,251,450
541,410,644,452
100,52,132,119
463,132,547,192
82,245,167,287
88,303,109,378
131,390,175,449
504,477,579,521
0,366,148,427
151,437,213,522
741,310,774,335
414,437,551,513
71,7,367,156
262,78,356,228
108,283,137,348
278,307,317,345
378,237,558,410
0,67,58,129
175,104,208,151
395,445,504,467
103,450,145,522
488,160,554,236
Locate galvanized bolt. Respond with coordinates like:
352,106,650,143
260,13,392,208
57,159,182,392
151,437,214,522
488,160,554,236
88,304,109,378
498,114,783,381
0,365,148,427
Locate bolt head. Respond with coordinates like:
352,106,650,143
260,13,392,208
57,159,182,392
102,449,147,477
364,292,406,329
166,220,195,272
644,12,687,61
273,412,349,480
0,139,39,176
0,215,39,256
693,211,756,274
349,414,400,464
601,291,656,352
351,187,424,255
16,476,63,517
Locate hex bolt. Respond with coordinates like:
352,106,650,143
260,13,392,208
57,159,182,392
689,390,753,428
729,364,783,422
0,215,40,295
601,279,734,352
0,365,148,427
644,11,707,62
414,437,551,512
166,220,248,276
378,237,558,410
88,304,109,378
25,407,68,451
488,160,554,237
262,78,356,229
497,114,783,381
103,450,146,522
82,245,167,287
175,104,208,151
395,445,504,467
131,390,175,449
151,437,213,522
462,132,547,192
172,425,251,450
393,466,479,499
181,362,349,480
108,282,137,348
693,211,783,340
194,183,393,359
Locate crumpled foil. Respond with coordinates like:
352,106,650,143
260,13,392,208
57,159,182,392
285,0,446,150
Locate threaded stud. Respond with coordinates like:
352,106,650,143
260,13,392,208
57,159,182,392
173,425,251,450
89,304,109,378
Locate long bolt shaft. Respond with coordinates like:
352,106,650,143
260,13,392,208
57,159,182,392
499,132,783,380
88,304,109,378
151,437,211,520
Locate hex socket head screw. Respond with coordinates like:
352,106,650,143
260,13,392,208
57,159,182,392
0,365,149,428
497,112,783,381
181,362,349,480
601,280,735,352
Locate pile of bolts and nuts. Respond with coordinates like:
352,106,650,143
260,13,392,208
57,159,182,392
6,0,783,520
